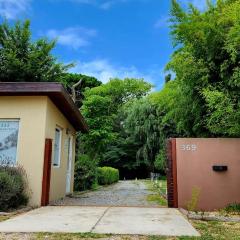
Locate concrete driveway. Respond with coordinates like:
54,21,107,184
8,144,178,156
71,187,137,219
0,206,200,237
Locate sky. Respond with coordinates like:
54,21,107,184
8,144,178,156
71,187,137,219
0,0,207,89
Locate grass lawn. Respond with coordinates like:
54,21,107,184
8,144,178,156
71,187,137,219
35,221,240,239
189,220,240,240
0,215,10,222
144,179,168,207
1,220,239,239
146,194,167,206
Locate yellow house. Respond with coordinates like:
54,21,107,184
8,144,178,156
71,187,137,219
0,82,88,206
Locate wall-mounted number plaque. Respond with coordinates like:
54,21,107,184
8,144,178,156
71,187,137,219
180,144,197,151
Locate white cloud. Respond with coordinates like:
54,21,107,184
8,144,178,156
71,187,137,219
46,27,97,49
0,0,30,19
71,59,138,83
71,59,164,88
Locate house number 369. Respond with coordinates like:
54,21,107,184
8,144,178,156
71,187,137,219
180,144,197,151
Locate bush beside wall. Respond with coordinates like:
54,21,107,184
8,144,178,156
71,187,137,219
74,154,98,191
0,166,29,211
98,167,119,185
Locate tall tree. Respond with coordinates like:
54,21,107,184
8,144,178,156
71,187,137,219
166,0,240,137
123,98,161,173
80,78,152,161
149,80,179,170
0,20,71,82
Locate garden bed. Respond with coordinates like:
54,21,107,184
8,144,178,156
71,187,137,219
180,208,240,223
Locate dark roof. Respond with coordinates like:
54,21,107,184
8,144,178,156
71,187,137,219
0,82,88,133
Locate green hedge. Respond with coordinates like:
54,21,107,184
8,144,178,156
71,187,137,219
0,166,29,211
97,167,119,185
74,154,98,191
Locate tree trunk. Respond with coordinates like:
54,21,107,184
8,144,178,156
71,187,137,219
71,78,83,103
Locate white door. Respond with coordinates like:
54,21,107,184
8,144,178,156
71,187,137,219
66,136,73,194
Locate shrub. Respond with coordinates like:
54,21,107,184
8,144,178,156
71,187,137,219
97,167,119,185
0,165,29,211
223,203,240,214
74,154,98,191
186,186,201,213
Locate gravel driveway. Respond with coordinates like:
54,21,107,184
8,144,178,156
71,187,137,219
53,180,160,207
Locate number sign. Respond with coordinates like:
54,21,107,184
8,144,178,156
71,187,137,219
180,144,197,151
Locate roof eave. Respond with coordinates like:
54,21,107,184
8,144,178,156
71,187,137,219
0,82,89,133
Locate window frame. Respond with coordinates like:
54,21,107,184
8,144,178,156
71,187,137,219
53,126,62,168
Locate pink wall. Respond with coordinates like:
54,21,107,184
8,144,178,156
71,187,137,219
176,138,240,211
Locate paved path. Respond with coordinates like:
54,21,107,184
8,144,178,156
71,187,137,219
0,206,200,237
53,180,160,207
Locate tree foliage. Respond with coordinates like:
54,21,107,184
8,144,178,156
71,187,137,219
61,73,102,107
123,99,161,172
0,20,71,82
166,0,240,137
80,78,152,165
62,73,102,90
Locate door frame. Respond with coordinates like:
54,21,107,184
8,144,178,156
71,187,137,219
41,138,52,206
66,135,73,194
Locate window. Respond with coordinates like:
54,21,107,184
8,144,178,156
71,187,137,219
53,127,62,167
0,120,19,165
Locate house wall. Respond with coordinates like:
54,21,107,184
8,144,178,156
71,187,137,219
0,96,47,206
176,138,240,211
45,98,76,203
